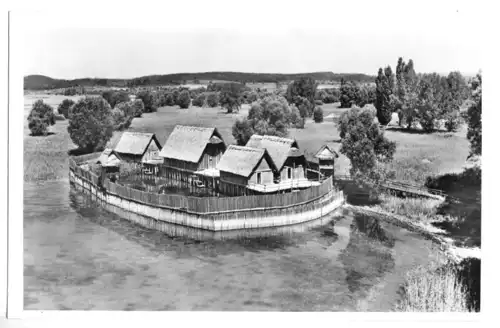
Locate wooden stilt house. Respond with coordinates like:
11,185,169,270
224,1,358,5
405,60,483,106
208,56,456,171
159,125,226,176
96,148,121,173
245,135,308,184
313,144,339,178
113,132,163,175
216,145,278,195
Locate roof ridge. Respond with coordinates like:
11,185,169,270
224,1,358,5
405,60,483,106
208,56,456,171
174,125,215,131
228,145,265,153
122,131,153,135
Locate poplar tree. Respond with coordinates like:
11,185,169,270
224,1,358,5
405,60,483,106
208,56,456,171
375,66,394,125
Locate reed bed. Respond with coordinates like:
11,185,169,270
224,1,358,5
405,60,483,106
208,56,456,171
396,260,472,312
376,194,444,223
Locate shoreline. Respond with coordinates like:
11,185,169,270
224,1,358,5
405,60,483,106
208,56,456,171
345,204,481,262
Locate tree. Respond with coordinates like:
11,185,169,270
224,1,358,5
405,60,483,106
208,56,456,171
163,93,175,106
67,97,114,152
395,57,417,127
289,105,305,128
286,77,317,115
206,92,219,107
27,100,55,136
192,93,206,107
232,119,253,145
296,96,313,118
101,90,129,108
111,107,129,131
136,90,157,113
441,71,467,131
339,79,362,108
247,95,291,137
219,83,242,113
232,95,292,144
416,79,439,132
375,66,395,125
131,99,144,117
337,107,396,183
464,73,482,157
57,99,75,119
358,84,376,107
313,107,324,123
177,90,191,109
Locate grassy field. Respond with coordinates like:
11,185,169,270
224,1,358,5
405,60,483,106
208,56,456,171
24,94,470,186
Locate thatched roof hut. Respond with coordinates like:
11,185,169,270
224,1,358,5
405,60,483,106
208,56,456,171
314,144,339,160
96,148,121,167
160,125,226,172
113,132,162,163
216,145,277,178
246,135,299,171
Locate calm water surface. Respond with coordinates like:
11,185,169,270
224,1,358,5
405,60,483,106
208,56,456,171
24,179,439,311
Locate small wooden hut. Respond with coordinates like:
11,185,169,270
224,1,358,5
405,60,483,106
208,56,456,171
96,148,121,173
216,145,278,195
159,125,226,175
113,132,163,174
313,144,339,178
246,135,308,183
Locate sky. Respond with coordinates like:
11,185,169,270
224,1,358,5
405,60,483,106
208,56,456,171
15,0,485,79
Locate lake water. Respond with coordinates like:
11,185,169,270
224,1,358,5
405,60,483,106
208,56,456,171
24,179,439,311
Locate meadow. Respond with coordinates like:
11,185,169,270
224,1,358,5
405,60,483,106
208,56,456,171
24,95,471,187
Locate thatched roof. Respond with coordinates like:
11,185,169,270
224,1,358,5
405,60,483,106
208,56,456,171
159,125,225,163
287,147,304,158
114,132,161,156
245,135,298,170
314,144,339,160
216,145,276,177
97,148,121,167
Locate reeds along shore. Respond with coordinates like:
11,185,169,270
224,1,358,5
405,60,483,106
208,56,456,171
396,257,480,312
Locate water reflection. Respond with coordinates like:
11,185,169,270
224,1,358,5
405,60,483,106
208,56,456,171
340,213,396,297
24,180,437,311
69,186,345,256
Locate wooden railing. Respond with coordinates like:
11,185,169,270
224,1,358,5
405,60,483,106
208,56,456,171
334,174,447,199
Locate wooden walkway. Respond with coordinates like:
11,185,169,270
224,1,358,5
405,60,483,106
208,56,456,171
334,175,447,201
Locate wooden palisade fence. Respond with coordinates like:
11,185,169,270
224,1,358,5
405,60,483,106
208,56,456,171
68,154,345,230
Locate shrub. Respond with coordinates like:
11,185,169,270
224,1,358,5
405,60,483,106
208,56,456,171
136,90,157,113
177,90,191,109
57,99,75,119
313,107,324,123
323,94,337,104
164,93,175,106
192,93,206,107
206,92,219,107
63,87,77,96
28,114,49,136
314,99,323,106
444,111,462,132
27,100,55,136
68,97,114,152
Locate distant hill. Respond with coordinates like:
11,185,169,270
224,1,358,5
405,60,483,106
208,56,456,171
24,71,376,90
